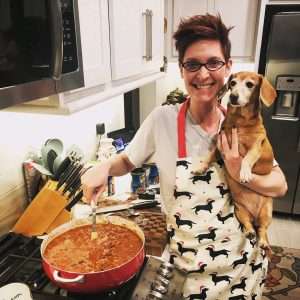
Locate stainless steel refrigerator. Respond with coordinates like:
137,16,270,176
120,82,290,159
258,4,300,214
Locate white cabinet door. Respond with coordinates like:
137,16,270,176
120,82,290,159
141,0,164,73
168,0,259,60
78,0,111,88
109,0,142,80
109,0,164,81
172,0,208,57
211,0,259,59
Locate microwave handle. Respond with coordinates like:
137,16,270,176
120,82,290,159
49,0,63,80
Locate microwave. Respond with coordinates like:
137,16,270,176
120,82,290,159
0,0,84,109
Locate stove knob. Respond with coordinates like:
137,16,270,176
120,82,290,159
157,266,173,279
151,281,168,294
156,275,170,286
148,290,164,299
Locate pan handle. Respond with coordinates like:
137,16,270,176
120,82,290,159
53,270,85,283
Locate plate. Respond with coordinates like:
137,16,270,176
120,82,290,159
0,283,32,300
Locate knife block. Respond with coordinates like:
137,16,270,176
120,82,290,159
13,180,70,236
46,209,71,234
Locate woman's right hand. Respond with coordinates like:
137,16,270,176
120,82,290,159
217,128,242,182
81,161,111,203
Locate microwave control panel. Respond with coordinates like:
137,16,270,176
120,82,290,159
61,0,78,73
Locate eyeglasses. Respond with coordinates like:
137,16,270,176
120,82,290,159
181,60,226,72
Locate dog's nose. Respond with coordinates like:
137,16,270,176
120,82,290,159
230,94,239,105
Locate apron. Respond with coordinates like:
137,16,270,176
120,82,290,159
167,100,268,300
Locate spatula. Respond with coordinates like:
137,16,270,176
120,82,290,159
47,149,57,174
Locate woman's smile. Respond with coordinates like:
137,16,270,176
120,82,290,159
181,39,231,104
191,82,215,89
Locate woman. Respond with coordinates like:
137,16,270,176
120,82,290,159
81,14,287,299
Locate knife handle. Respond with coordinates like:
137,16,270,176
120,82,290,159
54,156,71,180
65,190,83,211
137,191,155,200
56,161,77,190
61,164,83,194
67,179,81,199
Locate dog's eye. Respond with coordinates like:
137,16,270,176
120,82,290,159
246,81,254,88
230,80,236,87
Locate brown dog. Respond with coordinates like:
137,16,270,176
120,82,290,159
195,71,277,250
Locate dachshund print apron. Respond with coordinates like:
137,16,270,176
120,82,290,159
167,100,268,300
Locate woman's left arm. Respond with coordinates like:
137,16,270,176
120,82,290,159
218,128,288,198
242,165,287,198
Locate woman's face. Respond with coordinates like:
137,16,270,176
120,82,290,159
180,39,231,105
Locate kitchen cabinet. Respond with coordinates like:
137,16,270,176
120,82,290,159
8,0,164,114
78,0,111,88
165,0,260,61
109,0,164,81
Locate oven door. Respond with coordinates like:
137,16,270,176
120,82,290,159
0,0,83,109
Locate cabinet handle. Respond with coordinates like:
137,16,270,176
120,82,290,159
297,132,300,153
143,9,153,61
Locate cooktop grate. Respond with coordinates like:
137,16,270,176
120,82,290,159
0,232,144,300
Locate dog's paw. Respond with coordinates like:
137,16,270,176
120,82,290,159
240,160,253,183
258,238,271,251
245,230,256,241
261,245,273,260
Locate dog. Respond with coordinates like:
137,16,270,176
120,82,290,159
194,71,277,251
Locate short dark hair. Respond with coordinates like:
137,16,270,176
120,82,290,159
173,14,233,64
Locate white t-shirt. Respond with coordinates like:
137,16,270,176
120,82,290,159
125,103,224,212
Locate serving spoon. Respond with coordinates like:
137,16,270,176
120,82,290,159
90,198,98,240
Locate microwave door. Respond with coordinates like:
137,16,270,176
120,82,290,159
46,0,84,94
0,0,83,109
0,0,56,108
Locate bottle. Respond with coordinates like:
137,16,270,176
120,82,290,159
96,138,117,196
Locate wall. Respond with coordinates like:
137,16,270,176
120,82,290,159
0,95,124,234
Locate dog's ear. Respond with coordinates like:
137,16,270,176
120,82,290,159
217,74,233,102
260,77,277,107
227,74,233,89
217,84,228,102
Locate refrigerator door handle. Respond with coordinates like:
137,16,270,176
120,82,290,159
297,133,300,153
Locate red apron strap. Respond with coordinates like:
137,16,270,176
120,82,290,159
177,100,226,158
177,99,189,158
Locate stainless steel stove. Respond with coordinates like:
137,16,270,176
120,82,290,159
0,233,186,300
